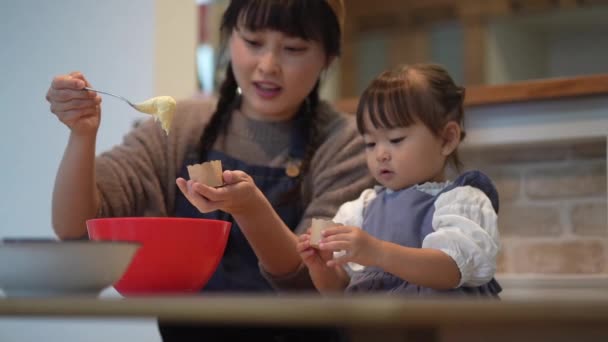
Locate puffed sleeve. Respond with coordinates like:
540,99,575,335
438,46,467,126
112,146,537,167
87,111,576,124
332,188,377,275
332,188,377,227
422,185,500,287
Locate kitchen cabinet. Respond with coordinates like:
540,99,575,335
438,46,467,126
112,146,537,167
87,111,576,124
342,0,608,97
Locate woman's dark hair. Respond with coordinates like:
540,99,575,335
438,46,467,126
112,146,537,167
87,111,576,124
199,0,342,198
355,63,467,171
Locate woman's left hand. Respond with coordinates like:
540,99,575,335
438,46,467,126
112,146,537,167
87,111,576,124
318,225,383,267
176,170,263,216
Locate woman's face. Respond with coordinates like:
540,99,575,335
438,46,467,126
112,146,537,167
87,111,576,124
229,26,329,121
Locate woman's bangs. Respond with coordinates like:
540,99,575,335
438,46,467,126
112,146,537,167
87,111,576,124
238,0,323,41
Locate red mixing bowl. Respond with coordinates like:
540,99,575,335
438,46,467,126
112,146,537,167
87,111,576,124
86,217,230,295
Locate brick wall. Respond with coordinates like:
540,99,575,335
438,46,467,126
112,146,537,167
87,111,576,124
458,139,607,275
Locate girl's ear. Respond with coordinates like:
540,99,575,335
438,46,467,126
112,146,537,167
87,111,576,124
441,121,461,156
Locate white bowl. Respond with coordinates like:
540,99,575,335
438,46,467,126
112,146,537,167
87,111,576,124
0,239,139,297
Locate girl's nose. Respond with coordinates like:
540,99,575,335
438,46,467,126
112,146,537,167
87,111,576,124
376,149,390,162
258,51,279,75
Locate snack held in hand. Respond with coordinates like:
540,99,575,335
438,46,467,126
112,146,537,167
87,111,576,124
134,96,176,135
310,218,336,249
187,160,224,187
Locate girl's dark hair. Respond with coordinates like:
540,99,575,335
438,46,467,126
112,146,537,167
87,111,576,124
199,0,342,199
355,63,467,171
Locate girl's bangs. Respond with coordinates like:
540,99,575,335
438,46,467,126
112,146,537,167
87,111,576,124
356,82,417,134
356,67,444,134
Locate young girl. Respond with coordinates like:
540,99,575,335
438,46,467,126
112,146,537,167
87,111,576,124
46,0,372,340
297,63,502,297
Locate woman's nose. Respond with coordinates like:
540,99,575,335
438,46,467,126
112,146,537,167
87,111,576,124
258,51,279,75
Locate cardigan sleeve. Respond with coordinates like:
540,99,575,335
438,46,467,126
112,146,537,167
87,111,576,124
95,98,214,218
260,105,376,291
295,109,376,234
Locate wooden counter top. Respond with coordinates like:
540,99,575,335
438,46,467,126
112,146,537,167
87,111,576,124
4,293,608,341
2,293,608,326
334,74,608,113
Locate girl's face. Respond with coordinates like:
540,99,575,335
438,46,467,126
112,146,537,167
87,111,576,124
229,26,329,121
362,116,451,191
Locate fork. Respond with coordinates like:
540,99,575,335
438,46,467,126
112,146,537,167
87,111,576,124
84,87,139,110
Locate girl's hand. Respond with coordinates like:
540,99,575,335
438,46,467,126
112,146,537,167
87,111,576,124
319,226,383,267
46,72,102,136
297,229,333,270
176,170,262,216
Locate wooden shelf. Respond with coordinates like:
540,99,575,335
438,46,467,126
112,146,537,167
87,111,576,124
334,73,608,113
466,73,608,106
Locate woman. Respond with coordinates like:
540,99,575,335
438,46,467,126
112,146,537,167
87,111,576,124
46,0,373,340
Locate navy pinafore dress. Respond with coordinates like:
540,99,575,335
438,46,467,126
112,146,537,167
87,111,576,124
347,171,502,297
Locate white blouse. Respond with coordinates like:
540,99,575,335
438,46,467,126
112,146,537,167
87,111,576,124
331,182,500,287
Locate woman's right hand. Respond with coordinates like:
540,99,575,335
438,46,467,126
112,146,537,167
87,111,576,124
46,71,102,136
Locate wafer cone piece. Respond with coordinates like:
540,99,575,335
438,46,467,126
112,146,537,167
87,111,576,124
310,218,336,249
187,160,223,187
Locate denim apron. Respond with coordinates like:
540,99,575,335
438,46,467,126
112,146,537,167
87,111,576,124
159,119,345,341
174,149,303,292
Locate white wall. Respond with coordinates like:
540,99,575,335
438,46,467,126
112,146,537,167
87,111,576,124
0,0,155,238
0,0,196,341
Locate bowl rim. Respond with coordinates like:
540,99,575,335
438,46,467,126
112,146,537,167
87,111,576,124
87,217,231,224
1,238,141,246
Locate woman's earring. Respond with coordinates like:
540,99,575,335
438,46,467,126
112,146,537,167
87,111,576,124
236,87,242,95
